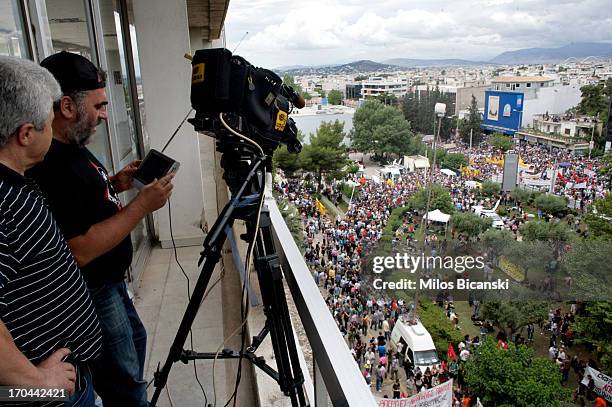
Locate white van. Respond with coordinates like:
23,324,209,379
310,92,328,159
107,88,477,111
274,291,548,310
390,318,439,374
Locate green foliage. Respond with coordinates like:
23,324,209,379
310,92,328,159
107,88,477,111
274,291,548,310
573,302,612,375
401,86,456,137
519,220,572,243
327,89,343,105
562,240,612,301
418,301,463,357
276,196,304,251
482,301,549,338
299,120,348,191
488,132,513,152
370,92,398,106
441,152,467,171
534,194,568,217
282,74,303,94
351,100,418,158
510,188,532,204
584,194,612,240
463,339,571,406
317,89,326,98
408,184,455,214
480,180,501,197
459,95,483,145
382,206,412,239
272,145,301,176
354,75,368,81
481,228,515,264
451,212,492,239
577,83,610,148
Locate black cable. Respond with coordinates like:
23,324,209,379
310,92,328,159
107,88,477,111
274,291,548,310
168,198,209,406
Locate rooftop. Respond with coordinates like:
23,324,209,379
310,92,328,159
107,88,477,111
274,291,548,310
491,76,554,83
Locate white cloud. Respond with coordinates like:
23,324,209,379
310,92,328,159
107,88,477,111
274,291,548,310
223,0,612,67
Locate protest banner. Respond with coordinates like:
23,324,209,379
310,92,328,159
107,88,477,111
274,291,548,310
378,380,453,407
581,366,612,402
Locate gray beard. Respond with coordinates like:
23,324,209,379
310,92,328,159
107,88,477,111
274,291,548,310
66,107,96,147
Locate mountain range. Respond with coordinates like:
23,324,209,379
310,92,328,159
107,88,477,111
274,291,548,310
276,42,612,75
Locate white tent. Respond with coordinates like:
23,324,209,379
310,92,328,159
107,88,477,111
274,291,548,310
440,168,457,177
425,209,451,224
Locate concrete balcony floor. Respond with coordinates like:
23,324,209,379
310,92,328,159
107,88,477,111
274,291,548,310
136,245,238,406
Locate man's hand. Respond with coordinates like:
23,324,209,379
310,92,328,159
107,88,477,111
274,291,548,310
35,348,76,395
132,173,174,215
111,160,142,193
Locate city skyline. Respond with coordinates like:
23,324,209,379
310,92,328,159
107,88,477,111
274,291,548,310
224,0,612,68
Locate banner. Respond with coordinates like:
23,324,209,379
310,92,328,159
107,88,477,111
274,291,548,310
378,380,453,407
581,366,612,402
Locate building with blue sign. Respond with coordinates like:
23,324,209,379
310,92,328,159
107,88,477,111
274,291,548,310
481,90,524,135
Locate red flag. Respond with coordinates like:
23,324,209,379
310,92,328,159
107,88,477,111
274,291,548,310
448,343,457,360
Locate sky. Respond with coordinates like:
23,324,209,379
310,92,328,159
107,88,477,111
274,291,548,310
223,0,612,68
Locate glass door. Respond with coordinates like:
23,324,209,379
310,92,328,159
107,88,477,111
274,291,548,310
95,0,148,272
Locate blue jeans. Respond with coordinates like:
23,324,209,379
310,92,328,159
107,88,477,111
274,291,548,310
89,281,148,407
65,365,95,406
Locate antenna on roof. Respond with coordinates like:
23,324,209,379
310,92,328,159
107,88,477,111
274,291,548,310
232,31,249,54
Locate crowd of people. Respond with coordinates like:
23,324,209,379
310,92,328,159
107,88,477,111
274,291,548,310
276,133,609,403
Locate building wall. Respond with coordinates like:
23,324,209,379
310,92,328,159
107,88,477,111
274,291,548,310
455,85,487,115
522,85,582,126
132,0,205,247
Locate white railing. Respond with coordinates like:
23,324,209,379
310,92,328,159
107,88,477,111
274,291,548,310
266,195,378,407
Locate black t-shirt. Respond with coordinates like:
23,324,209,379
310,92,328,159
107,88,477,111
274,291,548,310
27,139,132,287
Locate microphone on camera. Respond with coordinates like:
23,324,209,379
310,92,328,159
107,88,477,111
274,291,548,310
280,84,306,109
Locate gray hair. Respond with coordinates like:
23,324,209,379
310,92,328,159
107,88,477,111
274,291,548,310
0,56,61,147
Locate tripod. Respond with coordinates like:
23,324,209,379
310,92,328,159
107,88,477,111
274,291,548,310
150,130,308,406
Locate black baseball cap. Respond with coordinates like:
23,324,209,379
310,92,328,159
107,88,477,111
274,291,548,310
40,51,106,94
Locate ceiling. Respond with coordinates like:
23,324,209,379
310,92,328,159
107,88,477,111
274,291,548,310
29,0,230,52
186,0,230,41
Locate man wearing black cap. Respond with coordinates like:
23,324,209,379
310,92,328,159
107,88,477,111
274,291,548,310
28,51,174,406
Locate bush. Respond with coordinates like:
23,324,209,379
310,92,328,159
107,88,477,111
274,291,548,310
534,194,568,217
418,301,463,359
480,180,501,197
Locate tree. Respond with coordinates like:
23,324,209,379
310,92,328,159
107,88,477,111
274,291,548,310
463,339,571,406
534,194,568,217
481,228,514,266
481,301,549,340
488,132,513,152
401,87,455,135
520,220,572,243
272,145,301,176
408,184,454,214
562,240,612,301
354,75,368,82
418,301,463,357
351,100,417,159
577,83,610,148
441,152,467,171
282,74,303,94
459,95,483,145
317,89,326,98
299,120,348,192
573,302,612,375
327,89,343,105
584,194,612,240
480,180,501,197
451,212,492,239
510,188,532,205
371,92,398,106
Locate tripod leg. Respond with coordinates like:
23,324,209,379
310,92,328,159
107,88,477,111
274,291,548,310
252,209,308,407
150,244,224,406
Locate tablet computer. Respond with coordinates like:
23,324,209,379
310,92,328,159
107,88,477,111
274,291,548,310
133,149,180,189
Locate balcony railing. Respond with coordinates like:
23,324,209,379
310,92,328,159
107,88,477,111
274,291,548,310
266,194,378,407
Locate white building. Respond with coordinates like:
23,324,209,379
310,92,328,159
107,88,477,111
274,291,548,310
361,76,408,98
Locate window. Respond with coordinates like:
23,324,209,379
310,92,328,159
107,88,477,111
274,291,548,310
516,83,521,88
565,129,571,135
505,83,510,88
526,83,531,88
0,0,28,57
